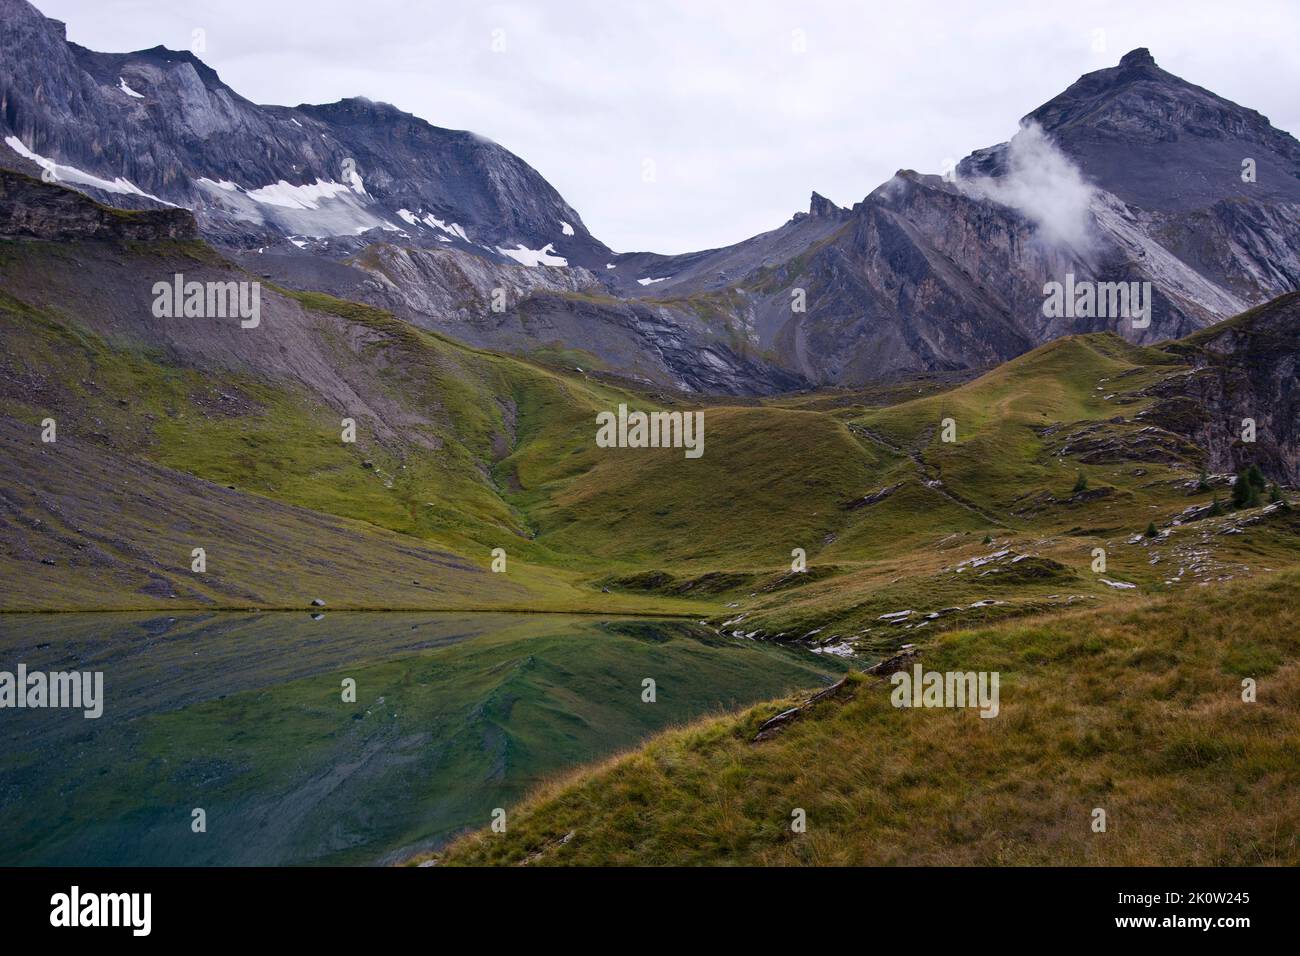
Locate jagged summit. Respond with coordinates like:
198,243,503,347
1024,46,1300,211
642,45,1300,386
301,97,414,120
1117,47,1157,69
807,191,847,219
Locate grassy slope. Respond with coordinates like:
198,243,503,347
705,332,1300,647
530,405,887,567
0,239,907,611
3,221,1298,868
2,237,1296,637
0,242,706,612
434,566,1300,866
0,281,700,613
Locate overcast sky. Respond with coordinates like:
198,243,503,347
36,0,1300,254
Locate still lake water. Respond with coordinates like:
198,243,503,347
0,611,844,865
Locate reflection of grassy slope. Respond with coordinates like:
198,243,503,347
0,615,843,865
437,567,1300,866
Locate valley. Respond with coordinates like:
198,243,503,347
0,0,1297,872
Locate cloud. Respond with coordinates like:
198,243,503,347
957,121,1097,253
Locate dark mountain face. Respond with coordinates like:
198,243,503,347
0,0,785,393
641,48,1300,387
0,0,607,267
1,0,805,393
1150,293,1300,485
1023,48,1300,212
564,49,1298,389
1,0,1297,393
0,168,196,241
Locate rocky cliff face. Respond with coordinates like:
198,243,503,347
0,168,197,241
232,241,802,394
646,48,1300,386
1149,293,1300,484
1023,48,1300,214
0,0,608,267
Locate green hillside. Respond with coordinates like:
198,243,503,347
3,236,1297,635
432,566,1300,866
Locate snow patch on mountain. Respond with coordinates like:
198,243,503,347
344,167,368,196
197,177,240,192
245,179,353,210
117,77,144,98
5,136,175,206
497,243,568,267
195,175,396,237
422,215,469,242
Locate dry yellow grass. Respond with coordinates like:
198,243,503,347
431,568,1300,866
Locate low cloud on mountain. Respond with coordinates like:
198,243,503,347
958,121,1098,254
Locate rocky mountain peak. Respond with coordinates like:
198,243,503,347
300,97,410,125
1022,47,1300,212
1117,47,1158,71
0,1,612,266
808,191,846,220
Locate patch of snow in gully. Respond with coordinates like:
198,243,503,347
497,243,568,267
5,136,175,206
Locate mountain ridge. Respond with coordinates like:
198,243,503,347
2,0,1298,393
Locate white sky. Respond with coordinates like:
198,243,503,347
35,0,1300,254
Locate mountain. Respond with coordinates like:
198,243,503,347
3,3,1298,875
1152,292,1300,484
0,0,806,393
0,173,861,609
2,0,1298,394
634,48,1300,385
0,0,607,265
1021,48,1300,213
4,168,1297,616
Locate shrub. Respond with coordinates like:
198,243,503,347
1232,468,1261,509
